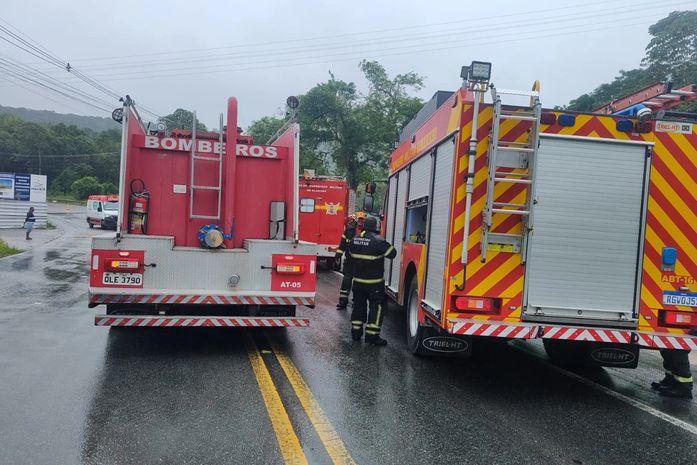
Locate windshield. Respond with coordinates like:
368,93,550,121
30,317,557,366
103,201,119,211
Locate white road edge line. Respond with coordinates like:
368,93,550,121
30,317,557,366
514,343,697,436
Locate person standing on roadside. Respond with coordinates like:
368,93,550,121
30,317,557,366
23,206,36,240
348,216,396,345
335,212,366,310
652,347,694,399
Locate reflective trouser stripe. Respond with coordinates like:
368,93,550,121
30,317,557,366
351,320,363,329
339,290,349,295
353,277,384,284
365,329,379,335
673,374,694,383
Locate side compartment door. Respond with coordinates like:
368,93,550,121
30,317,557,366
387,169,409,293
423,139,455,313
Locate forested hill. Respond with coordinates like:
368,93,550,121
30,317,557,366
0,104,119,131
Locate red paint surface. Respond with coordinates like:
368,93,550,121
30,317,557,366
122,98,298,248
271,254,316,293
89,249,145,289
298,178,350,247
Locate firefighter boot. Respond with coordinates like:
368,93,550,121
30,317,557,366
365,334,387,346
337,297,348,310
658,381,693,399
651,372,677,391
351,321,363,341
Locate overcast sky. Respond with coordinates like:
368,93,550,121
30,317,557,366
0,0,692,129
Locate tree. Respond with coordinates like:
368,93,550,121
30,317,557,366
566,10,697,111
297,62,424,189
247,116,286,145
161,108,207,131
71,176,102,199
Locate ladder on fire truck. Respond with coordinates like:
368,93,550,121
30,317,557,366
189,113,224,220
593,82,697,114
481,86,542,263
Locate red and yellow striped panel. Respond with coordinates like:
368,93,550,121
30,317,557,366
446,106,697,334
446,102,531,323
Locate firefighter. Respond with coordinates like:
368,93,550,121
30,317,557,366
348,216,396,345
651,348,694,399
335,212,366,310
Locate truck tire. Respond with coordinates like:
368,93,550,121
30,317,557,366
405,278,427,355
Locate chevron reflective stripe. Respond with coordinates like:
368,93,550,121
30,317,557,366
95,316,310,327
89,294,315,306
541,326,634,344
449,321,538,339
648,334,697,350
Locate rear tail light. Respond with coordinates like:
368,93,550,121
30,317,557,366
106,259,140,271
660,310,697,328
276,263,305,274
454,296,499,313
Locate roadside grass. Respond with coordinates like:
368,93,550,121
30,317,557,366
42,221,57,230
0,238,21,258
47,193,83,206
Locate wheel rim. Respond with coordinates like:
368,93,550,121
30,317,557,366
408,288,418,338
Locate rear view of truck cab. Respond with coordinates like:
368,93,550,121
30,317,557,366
88,96,317,328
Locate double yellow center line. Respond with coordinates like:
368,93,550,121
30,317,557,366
246,333,356,465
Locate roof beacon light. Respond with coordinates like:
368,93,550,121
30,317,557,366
468,61,492,82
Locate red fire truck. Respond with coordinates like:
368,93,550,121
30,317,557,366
298,173,355,265
378,61,697,365
88,96,317,328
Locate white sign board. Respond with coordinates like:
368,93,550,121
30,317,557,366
0,173,15,199
30,174,47,202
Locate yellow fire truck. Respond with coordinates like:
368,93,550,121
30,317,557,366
378,61,697,366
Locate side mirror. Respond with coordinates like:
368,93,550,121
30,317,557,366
363,194,374,213
97,205,102,212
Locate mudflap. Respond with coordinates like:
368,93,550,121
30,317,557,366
585,342,640,368
419,326,472,358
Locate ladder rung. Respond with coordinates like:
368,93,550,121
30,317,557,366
492,208,530,215
494,177,532,184
495,146,535,153
500,114,539,122
192,155,223,161
494,171,528,177
496,89,540,97
655,94,681,100
190,214,221,220
191,185,221,191
493,202,528,208
670,89,695,96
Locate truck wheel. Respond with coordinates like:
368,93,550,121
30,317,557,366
543,339,587,366
405,279,427,355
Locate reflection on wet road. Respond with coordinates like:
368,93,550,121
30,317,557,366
0,209,695,465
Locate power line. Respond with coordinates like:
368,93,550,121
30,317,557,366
0,151,119,158
40,0,666,65
0,16,163,119
2,14,664,85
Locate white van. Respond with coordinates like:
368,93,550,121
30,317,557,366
86,195,119,229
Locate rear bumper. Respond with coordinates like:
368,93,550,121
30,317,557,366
88,290,315,307
95,315,309,328
448,318,697,350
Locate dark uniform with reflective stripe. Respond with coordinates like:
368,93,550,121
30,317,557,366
348,218,396,344
654,345,694,398
335,221,360,309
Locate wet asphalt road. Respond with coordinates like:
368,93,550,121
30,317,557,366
1,208,696,465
